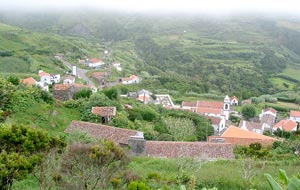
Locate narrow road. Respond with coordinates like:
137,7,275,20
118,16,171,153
57,57,94,86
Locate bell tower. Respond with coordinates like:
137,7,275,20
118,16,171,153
223,95,230,120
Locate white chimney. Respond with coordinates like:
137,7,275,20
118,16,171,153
72,66,77,76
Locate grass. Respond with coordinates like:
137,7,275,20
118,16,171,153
269,77,295,90
283,65,300,81
9,101,81,136
128,156,300,190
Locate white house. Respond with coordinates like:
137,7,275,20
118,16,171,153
112,62,122,71
36,81,49,92
50,74,61,83
230,96,239,106
273,119,298,132
121,75,140,84
38,70,51,85
63,76,75,84
85,58,105,68
290,110,300,122
259,108,277,119
208,116,226,133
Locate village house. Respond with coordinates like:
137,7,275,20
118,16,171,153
91,71,109,86
112,62,122,71
84,58,105,68
50,74,61,83
181,95,231,120
230,96,239,106
53,83,96,101
21,77,37,86
120,75,140,84
273,119,298,132
91,106,117,123
65,121,235,160
209,126,277,146
38,70,51,85
238,120,267,135
290,110,300,122
63,75,75,84
207,116,226,134
136,89,151,104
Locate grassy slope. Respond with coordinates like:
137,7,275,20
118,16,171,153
0,22,103,78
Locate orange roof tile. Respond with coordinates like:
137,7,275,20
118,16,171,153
273,119,297,132
197,101,224,109
90,58,102,63
91,107,116,116
38,71,50,77
207,116,221,125
264,108,277,114
222,126,276,140
232,96,238,100
197,107,222,115
53,84,71,91
21,77,37,86
290,110,300,117
182,101,198,107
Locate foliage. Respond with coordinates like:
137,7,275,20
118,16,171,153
113,112,135,129
57,140,129,190
103,87,120,100
265,169,300,190
234,143,271,159
163,117,197,141
0,123,64,189
74,88,92,100
241,104,256,120
128,181,150,190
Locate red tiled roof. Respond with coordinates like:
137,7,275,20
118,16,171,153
207,116,221,125
182,101,197,107
90,58,102,63
66,121,139,145
92,72,106,79
231,96,238,100
238,120,263,131
122,75,139,81
264,108,277,114
21,77,37,86
145,141,234,159
91,107,116,116
273,119,297,132
197,101,224,109
222,126,276,140
38,71,50,77
53,84,71,91
290,110,300,117
197,107,222,115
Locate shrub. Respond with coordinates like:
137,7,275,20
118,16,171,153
128,181,150,190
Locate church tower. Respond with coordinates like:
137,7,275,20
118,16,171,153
223,95,231,120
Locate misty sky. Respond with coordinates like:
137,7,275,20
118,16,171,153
1,0,300,15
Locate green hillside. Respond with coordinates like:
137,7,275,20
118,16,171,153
0,22,103,78
1,12,300,97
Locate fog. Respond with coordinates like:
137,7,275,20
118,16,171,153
1,0,300,16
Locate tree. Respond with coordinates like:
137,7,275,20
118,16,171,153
163,117,197,141
241,104,256,120
74,88,92,99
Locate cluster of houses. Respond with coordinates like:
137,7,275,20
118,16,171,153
78,57,122,71
21,68,97,101
21,70,61,92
